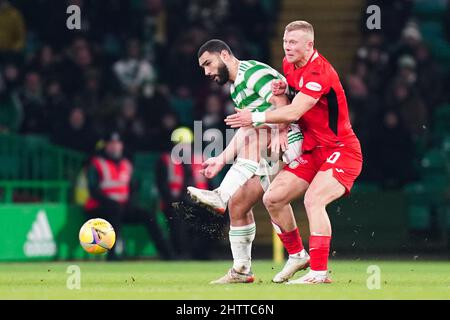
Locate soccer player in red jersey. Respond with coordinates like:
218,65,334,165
226,21,363,284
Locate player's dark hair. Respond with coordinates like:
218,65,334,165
197,39,233,58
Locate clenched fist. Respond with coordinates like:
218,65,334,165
272,80,287,96
200,156,226,179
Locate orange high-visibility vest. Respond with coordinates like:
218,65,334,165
161,153,184,198
160,153,208,199
191,161,208,190
85,156,133,210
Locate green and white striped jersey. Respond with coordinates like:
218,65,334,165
230,60,287,114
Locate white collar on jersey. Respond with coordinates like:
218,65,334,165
310,50,319,63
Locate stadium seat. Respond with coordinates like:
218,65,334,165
420,21,445,41
170,97,194,127
437,205,450,231
418,17,450,70
404,177,447,207
404,145,448,225
414,135,428,156
443,135,450,151
426,38,450,68
408,205,431,230
0,134,84,181
121,225,158,258
441,136,450,175
351,182,381,193
420,147,449,190
420,148,446,174
132,152,160,209
433,104,450,140
0,154,20,179
413,0,447,20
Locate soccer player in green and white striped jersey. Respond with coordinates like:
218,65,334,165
186,40,306,284
189,39,302,212
231,59,283,123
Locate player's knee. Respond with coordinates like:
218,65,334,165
303,190,324,212
228,198,245,218
228,200,252,224
229,209,248,222
263,190,286,211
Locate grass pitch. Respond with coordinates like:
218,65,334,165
0,260,449,299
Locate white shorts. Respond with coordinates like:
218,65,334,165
256,123,303,191
282,123,303,164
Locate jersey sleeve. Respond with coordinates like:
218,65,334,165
299,63,330,99
245,65,286,104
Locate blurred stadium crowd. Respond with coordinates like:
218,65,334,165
353,0,450,189
0,0,278,155
0,0,449,191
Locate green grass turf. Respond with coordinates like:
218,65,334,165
0,260,449,299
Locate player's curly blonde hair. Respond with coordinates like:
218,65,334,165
285,21,314,38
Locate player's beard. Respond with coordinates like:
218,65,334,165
215,61,230,85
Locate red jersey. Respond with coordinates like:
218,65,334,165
283,50,360,151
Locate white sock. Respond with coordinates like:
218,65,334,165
310,270,328,277
217,158,259,203
289,249,307,259
229,223,256,274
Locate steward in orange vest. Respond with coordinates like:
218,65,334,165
156,127,212,259
157,153,208,209
85,154,132,211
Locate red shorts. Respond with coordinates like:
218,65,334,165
283,143,363,194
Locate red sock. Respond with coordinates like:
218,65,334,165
309,235,331,271
276,227,304,255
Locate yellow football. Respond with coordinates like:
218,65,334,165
79,218,116,254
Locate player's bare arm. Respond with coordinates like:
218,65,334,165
271,79,287,96
201,127,255,178
225,92,318,128
267,94,290,152
202,91,292,178
269,92,289,106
